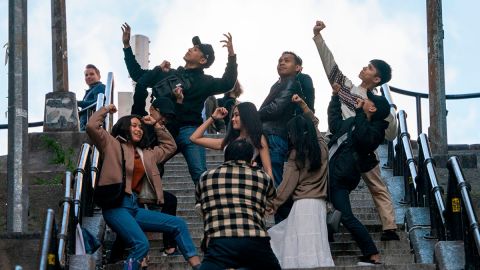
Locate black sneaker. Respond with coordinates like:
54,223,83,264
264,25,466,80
357,255,382,265
381,229,400,241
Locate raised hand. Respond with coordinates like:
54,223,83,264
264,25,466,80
142,115,157,125
355,98,365,109
159,60,171,72
313,20,326,36
332,83,341,96
121,22,131,48
173,86,184,104
291,94,305,105
105,104,117,114
212,107,229,120
220,32,235,56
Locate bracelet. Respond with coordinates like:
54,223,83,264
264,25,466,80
210,116,216,121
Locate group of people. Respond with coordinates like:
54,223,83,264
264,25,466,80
83,19,399,270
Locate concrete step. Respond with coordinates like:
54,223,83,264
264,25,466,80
105,255,424,270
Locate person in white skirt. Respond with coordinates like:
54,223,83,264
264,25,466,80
267,94,334,268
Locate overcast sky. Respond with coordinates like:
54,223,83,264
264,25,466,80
1,0,479,155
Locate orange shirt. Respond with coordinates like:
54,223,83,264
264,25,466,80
131,150,146,193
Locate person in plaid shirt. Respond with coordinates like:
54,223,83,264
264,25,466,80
196,139,281,270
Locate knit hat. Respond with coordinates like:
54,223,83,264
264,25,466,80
192,36,215,68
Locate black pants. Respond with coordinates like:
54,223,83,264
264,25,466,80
330,186,378,257
199,237,281,270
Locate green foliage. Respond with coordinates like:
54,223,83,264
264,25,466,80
33,173,63,185
40,135,76,172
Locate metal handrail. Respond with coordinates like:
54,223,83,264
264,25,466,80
446,156,480,268
73,143,92,223
380,84,397,170
396,110,419,206
39,209,55,270
103,72,114,133
388,86,480,135
418,133,447,240
58,171,73,268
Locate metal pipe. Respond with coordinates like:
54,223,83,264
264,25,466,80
39,209,55,270
57,171,72,268
73,144,91,222
415,96,422,135
398,111,418,189
104,72,114,132
449,157,480,251
381,84,396,109
418,133,446,225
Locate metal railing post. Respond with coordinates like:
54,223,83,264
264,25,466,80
57,171,72,268
445,162,463,241
447,156,480,269
418,133,447,240
39,209,56,270
415,95,422,135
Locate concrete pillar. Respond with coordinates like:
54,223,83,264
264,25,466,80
427,0,448,154
7,0,29,233
45,0,80,131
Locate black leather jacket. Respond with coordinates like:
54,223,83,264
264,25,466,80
259,77,301,139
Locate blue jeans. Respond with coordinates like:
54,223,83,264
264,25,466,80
267,135,291,224
102,193,197,270
176,126,207,185
330,186,378,257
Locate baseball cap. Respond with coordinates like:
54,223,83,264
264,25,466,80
192,36,215,68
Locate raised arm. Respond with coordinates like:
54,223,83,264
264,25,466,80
86,104,117,151
189,107,227,150
205,33,238,95
313,21,354,89
122,23,152,81
327,86,345,136
143,115,177,163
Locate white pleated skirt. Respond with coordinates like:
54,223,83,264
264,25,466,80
268,198,334,268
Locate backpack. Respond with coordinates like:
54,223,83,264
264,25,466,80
151,68,192,99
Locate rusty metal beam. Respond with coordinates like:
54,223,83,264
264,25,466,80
427,0,448,154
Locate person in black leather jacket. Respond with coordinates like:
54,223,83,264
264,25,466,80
327,83,390,265
259,51,302,224
121,23,238,186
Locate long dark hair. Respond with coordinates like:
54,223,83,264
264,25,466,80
111,115,149,149
286,114,322,172
221,102,263,150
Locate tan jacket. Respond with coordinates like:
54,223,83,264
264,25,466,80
86,107,177,204
269,110,329,211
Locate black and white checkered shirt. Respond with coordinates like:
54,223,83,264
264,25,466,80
196,160,276,238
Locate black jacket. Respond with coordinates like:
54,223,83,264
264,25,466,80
328,95,388,190
259,77,301,139
123,47,238,128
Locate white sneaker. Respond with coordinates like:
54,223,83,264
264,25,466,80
195,203,203,217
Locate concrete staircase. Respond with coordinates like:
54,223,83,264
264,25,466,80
106,144,436,269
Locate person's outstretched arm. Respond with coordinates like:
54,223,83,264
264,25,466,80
204,33,238,96
189,107,227,150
